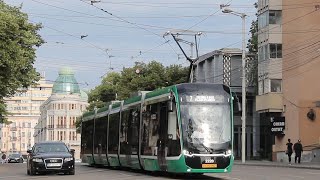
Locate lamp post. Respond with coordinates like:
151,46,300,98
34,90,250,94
222,7,247,163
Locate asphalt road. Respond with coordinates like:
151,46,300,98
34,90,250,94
0,162,319,180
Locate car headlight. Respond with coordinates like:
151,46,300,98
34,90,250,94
32,158,43,162
64,157,73,162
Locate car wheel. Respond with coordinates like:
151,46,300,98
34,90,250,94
30,166,36,176
69,169,75,175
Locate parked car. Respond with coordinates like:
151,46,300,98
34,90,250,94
27,141,75,175
7,153,24,163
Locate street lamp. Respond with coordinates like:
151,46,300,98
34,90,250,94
222,6,247,163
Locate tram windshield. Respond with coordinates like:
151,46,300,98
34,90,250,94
179,90,232,153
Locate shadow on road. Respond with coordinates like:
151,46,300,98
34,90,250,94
86,165,224,180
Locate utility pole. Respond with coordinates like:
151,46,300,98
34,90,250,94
221,5,247,163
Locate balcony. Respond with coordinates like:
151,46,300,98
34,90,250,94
10,127,17,131
56,125,67,129
256,93,283,112
47,125,54,129
11,137,17,141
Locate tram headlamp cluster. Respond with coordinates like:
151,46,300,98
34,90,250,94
183,150,193,157
225,149,232,155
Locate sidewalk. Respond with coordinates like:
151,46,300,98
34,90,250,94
234,160,320,170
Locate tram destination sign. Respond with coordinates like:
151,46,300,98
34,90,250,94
270,116,285,135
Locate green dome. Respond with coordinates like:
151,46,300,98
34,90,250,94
52,67,80,94
80,90,88,100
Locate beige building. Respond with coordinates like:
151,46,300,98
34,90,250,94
0,77,53,155
257,0,320,162
34,68,88,160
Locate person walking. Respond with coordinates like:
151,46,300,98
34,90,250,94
294,139,303,164
1,152,6,164
286,139,293,165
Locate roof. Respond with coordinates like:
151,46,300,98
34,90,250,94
52,67,80,94
35,141,66,145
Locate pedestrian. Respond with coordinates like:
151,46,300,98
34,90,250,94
286,138,293,165
294,139,303,164
1,152,6,164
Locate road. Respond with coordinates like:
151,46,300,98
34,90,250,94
0,163,319,180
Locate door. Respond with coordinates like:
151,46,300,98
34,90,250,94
157,102,168,171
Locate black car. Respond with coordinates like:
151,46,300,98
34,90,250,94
8,153,24,163
27,141,75,175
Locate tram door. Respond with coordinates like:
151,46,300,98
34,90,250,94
157,102,168,171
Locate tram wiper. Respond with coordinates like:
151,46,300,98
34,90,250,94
192,137,212,153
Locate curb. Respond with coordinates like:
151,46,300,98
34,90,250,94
234,162,320,170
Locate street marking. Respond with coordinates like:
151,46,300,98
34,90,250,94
306,172,320,175
283,175,305,179
213,175,242,180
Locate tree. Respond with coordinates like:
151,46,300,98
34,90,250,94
0,1,44,123
246,2,258,92
87,61,188,110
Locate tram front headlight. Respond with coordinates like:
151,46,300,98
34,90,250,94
183,150,193,157
225,149,232,155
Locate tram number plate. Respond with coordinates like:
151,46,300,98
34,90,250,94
47,163,61,167
202,164,217,168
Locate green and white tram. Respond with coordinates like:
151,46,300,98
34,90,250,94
81,83,237,174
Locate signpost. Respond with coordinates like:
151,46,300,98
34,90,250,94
270,117,285,135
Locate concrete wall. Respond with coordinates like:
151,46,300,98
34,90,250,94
279,0,320,153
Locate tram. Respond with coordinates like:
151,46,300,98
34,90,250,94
80,83,237,174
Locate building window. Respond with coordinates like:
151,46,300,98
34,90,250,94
269,44,282,58
270,79,282,92
269,10,282,24
258,80,264,95
258,11,268,29
22,132,25,137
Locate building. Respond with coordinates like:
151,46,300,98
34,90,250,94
256,0,283,160
193,48,260,159
257,0,320,162
34,68,88,160
0,77,53,155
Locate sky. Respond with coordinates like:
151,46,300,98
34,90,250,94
4,0,257,90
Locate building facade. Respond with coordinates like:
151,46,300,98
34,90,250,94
34,68,88,160
257,0,320,162
193,48,260,159
0,78,53,155
256,0,283,160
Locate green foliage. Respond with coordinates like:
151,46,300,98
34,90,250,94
0,1,44,120
75,117,82,134
247,20,258,53
246,3,258,92
87,61,188,110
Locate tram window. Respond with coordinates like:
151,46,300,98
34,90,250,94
94,117,107,155
120,106,140,155
129,108,140,155
141,104,159,156
120,109,130,154
167,101,181,157
108,113,120,154
81,120,93,154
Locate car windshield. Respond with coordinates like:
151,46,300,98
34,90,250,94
9,154,21,158
34,144,69,154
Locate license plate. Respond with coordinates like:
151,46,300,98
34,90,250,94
47,163,61,167
202,164,217,168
